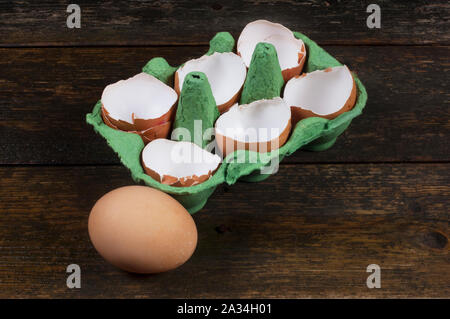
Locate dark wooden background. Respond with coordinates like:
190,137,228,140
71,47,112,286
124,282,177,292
0,0,449,298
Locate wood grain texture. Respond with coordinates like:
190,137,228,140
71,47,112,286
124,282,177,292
0,0,449,47
0,164,448,298
1,45,449,165
1,0,449,299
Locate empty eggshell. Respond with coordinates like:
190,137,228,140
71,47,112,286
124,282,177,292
142,139,222,187
237,20,306,82
215,97,291,157
88,186,197,274
101,72,178,143
283,65,356,125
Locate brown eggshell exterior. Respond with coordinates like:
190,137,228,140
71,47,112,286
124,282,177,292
175,71,242,114
133,102,176,132
216,119,292,157
101,107,119,130
88,185,197,274
289,73,357,126
174,71,181,96
142,157,219,187
139,121,173,145
102,106,136,131
102,105,174,144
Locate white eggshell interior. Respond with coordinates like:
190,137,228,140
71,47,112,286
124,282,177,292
176,52,247,106
101,73,178,123
142,139,221,179
237,20,305,70
283,65,354,116
215,97,291,143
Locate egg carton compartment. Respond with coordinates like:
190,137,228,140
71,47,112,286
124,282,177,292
86,31,368,213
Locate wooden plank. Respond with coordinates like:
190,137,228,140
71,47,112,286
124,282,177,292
1,45,449,165
0,164,448,298
0,0,448,46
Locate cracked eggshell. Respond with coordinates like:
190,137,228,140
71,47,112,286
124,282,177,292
101,72,178,142
237,20,306,82
102,106,173,145
284,65,357,125
215,97,291,157
174,52,247,113
140,121,173,144
142,139,221,187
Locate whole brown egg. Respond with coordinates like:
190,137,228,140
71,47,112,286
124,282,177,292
88,186,197,274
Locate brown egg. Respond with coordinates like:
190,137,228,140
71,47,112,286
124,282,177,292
88,186,197,274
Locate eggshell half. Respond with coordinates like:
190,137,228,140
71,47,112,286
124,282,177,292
88,186,197,274
237,20,306,82
142,139,221,187
101,73,178,143
284,66,357,125
215,97,291,157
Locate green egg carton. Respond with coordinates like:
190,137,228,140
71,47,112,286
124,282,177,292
86,31,367,214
